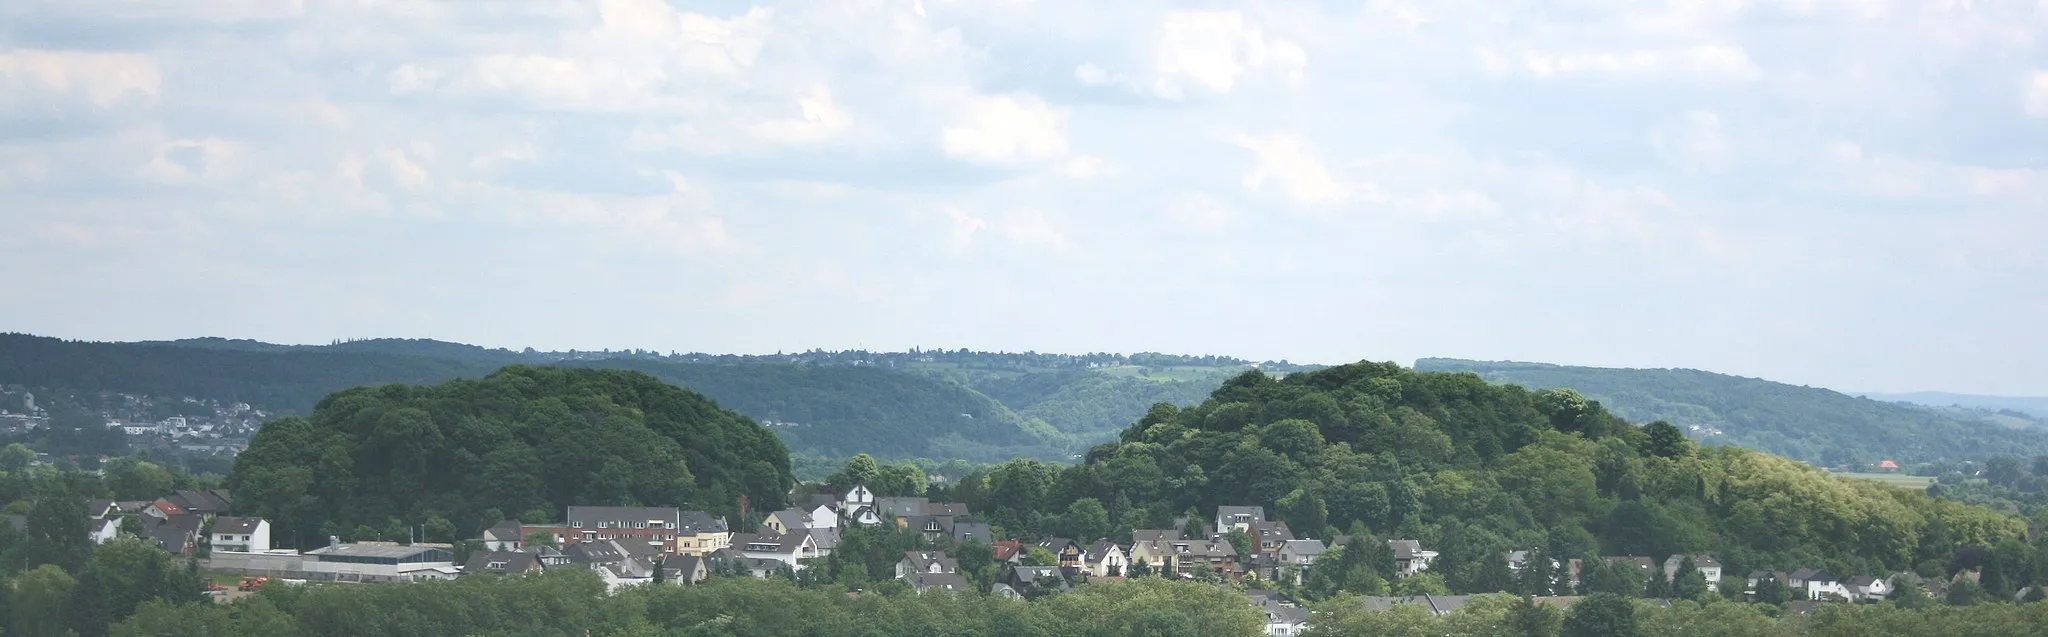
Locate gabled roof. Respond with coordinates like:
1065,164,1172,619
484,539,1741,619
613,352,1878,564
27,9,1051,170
211,516,264,535
1789,568,1821,580
732,532,810,556
1038,537,1078,552
1845,575,1880,587
1279,539,1326,557
765,510,809,533
901,550,958,574
1253,520,1294,543
1131,529,1182,544
992,540,1022,561
1084,539,1124,562
86,499,117,519
565,540,630,564
483,519,524,542
1603,555,1655,572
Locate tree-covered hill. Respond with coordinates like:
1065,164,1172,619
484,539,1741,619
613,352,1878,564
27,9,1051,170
1413,358,2048,465
1031,362,2025,593
0,334,1247,461
228,366,793,547
565,359,1067,462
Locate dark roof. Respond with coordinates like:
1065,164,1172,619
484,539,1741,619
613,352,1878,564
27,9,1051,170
1789,568,1821,580
86,499,117,518
565,540,630,564
162,490,231,514
909,571,971,593
565,506,680,528
464,550,542,575
1389,540,1427,560
211,516,263,534
1216,506,1266,523
952,522,992,544
306,543,452,560
146,520,193,553
1132,529,1182,544
677,510,728,534
1039,537,1078,552
1085,539,1123,562
484,520,524,541
1360,595,1469,615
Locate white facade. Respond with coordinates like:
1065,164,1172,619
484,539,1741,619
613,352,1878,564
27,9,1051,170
89,518,121,544
807,505,838,530
211,519,271,553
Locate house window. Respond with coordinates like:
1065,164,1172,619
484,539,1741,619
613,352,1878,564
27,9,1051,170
571,522,583,529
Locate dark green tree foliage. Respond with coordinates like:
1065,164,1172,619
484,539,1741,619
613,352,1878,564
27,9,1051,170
1507,595,1563,637
1752,575,1790,605
68,539,205,637
1563,593,1640,637
1643,421,1691,459
24,476,91,573
229,367,793,546
12,564,72,637
1949,577,1988,606
1671,556,1708,600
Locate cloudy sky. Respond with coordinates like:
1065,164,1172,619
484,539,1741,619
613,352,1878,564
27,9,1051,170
2,0,2045,395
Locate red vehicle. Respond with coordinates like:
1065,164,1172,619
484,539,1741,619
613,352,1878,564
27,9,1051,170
237,577,269,591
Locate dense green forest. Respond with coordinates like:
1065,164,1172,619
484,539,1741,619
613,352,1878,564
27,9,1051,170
948,362,2033,592
1415,358,2048,465
225,367,793,548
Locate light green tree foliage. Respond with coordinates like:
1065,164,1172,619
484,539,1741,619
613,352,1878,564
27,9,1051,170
1563,593,1640,637
12,564,74,637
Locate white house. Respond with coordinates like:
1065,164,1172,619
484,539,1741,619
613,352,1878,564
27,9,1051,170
210,517,271,553
896,550,957,580
89,518,121,544
839,485,875,516
806,504,839,530
1215,506,1267,534
1082,540,1128,577
1843,575,1891,602
1262,603,1310,636
1804,571,1849,601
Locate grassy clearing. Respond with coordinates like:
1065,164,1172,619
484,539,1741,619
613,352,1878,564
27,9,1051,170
1832,472,1934,489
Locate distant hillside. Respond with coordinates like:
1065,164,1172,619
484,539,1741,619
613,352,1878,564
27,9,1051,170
1859,391,2048,419
0,333,1248,462
1415,358,2048,465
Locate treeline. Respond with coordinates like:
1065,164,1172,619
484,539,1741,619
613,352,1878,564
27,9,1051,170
936,363,2029,594
1416,358,2048,464
968,370,1230,439
1926,455,2048,527
25,571,2048,637
226,367,793,549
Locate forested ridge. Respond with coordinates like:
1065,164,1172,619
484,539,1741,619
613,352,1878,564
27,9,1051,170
226,367,794,547
1416,358,2048,464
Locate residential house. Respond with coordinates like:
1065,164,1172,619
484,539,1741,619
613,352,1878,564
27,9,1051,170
1360,595,1471,616
209,516,270,553
1745,571,1791,598
877,497,967,519
664,554,709,584
762,509,809,536
1038,537,1084,568
1508,551,1579,591
565,506,688,555
1126,530,1182,574
144,514,202,556
156,490,232,520
1216,506,1267,534
805,504,839,530
802,526,841,558
482,520,525,551
1252,521,1295,552
952,522,993,544
730,532,817,574
993,565,1072,599
1164,538,1238,579
1389,540,1438,577
1661,554,1723,592
675,510,731,556
1261,602,1310,636
565,540,657,591
1843,575,1890,602
85,499,118,520
1804,571,1848,601
902,515,958,544
1082,539,1128,577
991,540,1024,564
907,570,972,594
1276,540,1326,570
1243,552,1281,582
896,550,958,580
463,550,545,576
89,517,121,545
1787,568,1818,591
839,485,875,517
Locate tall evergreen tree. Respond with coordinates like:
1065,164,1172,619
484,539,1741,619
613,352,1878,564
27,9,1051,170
1670,556,1708,600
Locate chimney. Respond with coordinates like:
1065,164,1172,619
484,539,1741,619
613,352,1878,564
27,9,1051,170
329,535,340,548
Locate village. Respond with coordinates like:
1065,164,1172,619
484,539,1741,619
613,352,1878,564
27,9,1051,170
13,481,1960,637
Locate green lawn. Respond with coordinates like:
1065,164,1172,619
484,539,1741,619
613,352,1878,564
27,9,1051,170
1831,472,1934,489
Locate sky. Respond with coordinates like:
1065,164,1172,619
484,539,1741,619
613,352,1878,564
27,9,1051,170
2,0,2046,395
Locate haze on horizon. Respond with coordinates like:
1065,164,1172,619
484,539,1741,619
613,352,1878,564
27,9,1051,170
3,1,2045,396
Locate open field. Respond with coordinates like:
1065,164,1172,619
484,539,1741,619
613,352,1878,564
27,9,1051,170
1831,472,1934,489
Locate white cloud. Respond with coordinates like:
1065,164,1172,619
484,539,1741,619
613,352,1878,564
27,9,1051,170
2026,70,2048,117
993,209,1071,251
1230,134,1352,206
1479,45,1762,81
0,50,161,108
1651,110,1733,172
1075,10,1306,100
1057,156,1116,180
941,93,1068,165
747,88,853,145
